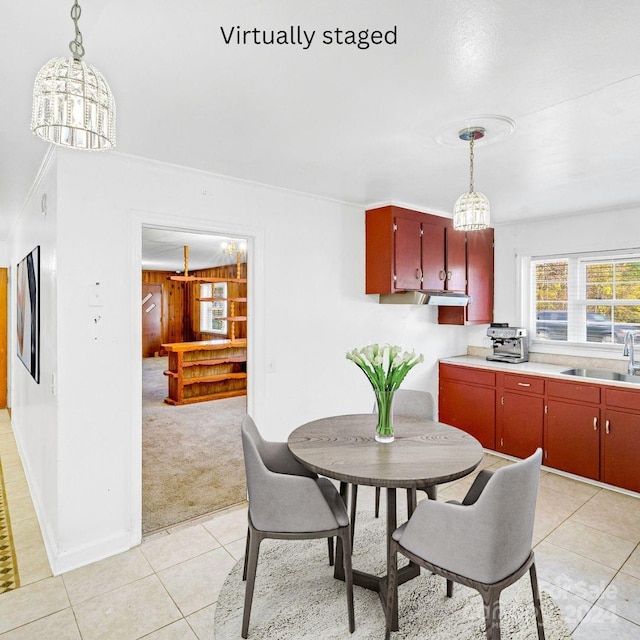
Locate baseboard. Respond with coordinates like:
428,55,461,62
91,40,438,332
49,530,133,576
11,415,135,576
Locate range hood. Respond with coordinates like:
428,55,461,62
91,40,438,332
379,291,470,306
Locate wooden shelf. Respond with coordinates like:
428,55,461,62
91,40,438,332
161,339,247,405
161,339,246,352
183,372,247,386
162,254,247,404
164,388,246,405
164,359,246,377
197,297,248,303
185,356,246,368
168,275,247,284
167,275,196,282
199,276,247,283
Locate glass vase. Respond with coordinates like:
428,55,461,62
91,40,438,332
374,388,395,443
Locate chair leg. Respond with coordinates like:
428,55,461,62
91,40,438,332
327,537,335,566
375,486,381,517
481,588,501,640
425,485,437,500
339,528,355,633
529,562,546,640
350,484,358,547
242,526,250,581
241,528,263,639
446,579,454,597
385,539,399,640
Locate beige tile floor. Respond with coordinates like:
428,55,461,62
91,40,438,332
1,409,640,638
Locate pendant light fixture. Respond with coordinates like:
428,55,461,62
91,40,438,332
31,0,116,150
452,127,490,231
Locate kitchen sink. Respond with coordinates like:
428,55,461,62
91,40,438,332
561,368,640,384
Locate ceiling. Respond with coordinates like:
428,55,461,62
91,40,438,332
3,1,640,265
142,228,246,272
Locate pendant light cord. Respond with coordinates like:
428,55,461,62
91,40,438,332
69,0,85,61
469,132,475,193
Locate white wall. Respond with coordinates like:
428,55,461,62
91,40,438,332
12,149,475,573
9,153,60,566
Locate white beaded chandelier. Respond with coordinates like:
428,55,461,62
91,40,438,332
453,127,490,231
31,0,116,150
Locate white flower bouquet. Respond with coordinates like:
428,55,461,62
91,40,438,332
346,344,424,442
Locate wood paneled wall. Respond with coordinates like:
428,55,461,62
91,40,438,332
189,263,248,342
141,264,247,357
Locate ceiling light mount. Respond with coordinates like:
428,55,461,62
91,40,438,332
453,126,490,231
31,0,116,150
458,126,485,142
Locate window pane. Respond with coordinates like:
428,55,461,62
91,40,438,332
616,283,640,299
616,262,640,280
536,261,568,280
586,284,613,299
614,305,640,322
200,282,227,334
585,306,613,343
534,260,568,341
537,282,568,300
532,256,640,345
586,263,613,282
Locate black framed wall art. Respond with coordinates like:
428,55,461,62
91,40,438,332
17,245,40,383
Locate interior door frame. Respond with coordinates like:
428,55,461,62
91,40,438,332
129,211,263,544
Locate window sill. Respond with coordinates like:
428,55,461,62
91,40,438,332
530,339,626,361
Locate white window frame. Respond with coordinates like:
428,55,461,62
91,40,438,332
200,282,228,335
525,249,640,358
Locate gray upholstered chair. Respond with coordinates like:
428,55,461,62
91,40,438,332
385,449,545,640
240,415,355,638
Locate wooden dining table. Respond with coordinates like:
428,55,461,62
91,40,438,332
287,413,483,629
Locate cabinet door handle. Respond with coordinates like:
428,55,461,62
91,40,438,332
416,268,422,280
605,419,610,434
438,270,446,280
446,270,453,280
593,417,598,431
517,382,531,387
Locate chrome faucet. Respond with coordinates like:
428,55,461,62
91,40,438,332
623,330,640,375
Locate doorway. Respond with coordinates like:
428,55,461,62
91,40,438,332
140,227,248,534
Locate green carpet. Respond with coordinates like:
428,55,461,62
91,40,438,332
0,459,19,593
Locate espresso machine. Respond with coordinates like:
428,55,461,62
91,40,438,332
486,325,529,363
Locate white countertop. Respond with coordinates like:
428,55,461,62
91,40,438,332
440,355,640,390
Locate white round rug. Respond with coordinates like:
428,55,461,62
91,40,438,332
214,507,573,639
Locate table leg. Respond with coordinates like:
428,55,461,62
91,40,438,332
350,484,358,547
407,488,417,516
335,484,420,618
386,487,399,631
333,482,349,580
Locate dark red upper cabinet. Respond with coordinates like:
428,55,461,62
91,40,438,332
439,226,494,325
393,216,423,291
365,206,492,308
